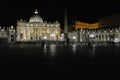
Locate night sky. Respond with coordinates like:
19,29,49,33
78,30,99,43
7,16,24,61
0,0,120,28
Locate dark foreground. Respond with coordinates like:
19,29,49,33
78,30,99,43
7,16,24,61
0,44,120,77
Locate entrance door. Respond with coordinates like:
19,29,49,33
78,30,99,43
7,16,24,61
56,34,58,40
20,33,23,41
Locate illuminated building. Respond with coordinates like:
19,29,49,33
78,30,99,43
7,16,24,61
68,20,120,43
1,9,120,43
75,21,99,29
0,26,16,43
16,9,61,42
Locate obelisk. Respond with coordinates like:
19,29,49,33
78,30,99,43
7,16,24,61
64,8,68,41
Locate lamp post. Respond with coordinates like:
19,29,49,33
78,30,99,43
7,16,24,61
90,34,95,42
89,33,95,45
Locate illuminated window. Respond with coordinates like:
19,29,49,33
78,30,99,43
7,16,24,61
11,26,13,29
56,30,58,33
20,31,22,33
51,33,55,36
2,29,4,31
26,24,29,26
116,30,118,32
31,24,33,26
36,24,38,26
56,25,58,27
51,24,53,27
43,36,47,40
43,24,45,26
47,29,49,33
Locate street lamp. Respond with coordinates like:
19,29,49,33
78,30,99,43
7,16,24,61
114,37,119,43
73,36,76,42
90,33,95,42
43,36,47,40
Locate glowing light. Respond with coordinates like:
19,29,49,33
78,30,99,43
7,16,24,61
24,37,26,40
73,36,76,39
72,44,76,52
116,30,118,32
114,38,119,42
56,25,58,27
47,29,49,33
51,33,55,36
31,24,33,26
47,24,49,27
2,29,4,31
50,43,56,55
11,26,13,29
43,36,47,40
44,44,47,51
73,44,76,47
26,24,28,26
90,34,95,38
60,37,62,40
36,24,38,26
34,9,38,14
51,24,53,27
56,30,58,33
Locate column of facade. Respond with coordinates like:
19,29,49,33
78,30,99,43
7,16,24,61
104,34,106,41
23,28,26,41
30,28,32,40
28,28,30,41
82,30,85,42
49,28,51,40
98,34,100,42
36,28,38,40
45,28,47,40
37,29,40,40
31,28,34,40
53,28,55,40
103,33,106,41
35,28,37,40
96,33,98,42
24,28,26,40
101,34,103,42
107,34,109,41
107,34,110,41
80,32,82,42
34,28,36,40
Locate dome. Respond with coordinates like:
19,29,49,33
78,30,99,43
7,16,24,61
29,9,43,23
29,15,43,23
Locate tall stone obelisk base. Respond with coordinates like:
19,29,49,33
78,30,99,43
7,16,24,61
64,33,70,45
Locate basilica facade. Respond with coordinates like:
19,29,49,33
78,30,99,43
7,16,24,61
16,9,61,42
